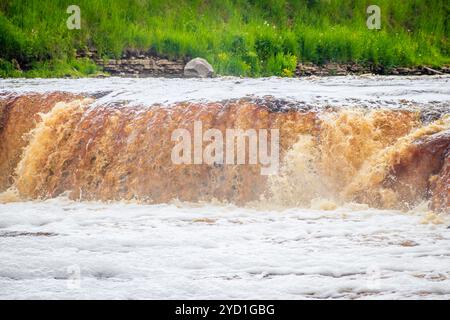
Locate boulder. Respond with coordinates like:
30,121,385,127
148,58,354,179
184,58,214,78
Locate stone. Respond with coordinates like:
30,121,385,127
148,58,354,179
430,149,449,213
184,58,214,78
98,56,184,77
384,129,449,212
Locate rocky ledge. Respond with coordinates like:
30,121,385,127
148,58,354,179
80,50,450,77
95,56,185,77
296,62,450,76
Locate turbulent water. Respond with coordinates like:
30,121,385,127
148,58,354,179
0,76,449,299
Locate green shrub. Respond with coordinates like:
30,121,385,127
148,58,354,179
266,53,297,77
255,35,281,61
0,58,22,77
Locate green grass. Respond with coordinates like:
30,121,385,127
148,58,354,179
0,0,449,77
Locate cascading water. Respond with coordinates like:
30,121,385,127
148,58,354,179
0,78,448,212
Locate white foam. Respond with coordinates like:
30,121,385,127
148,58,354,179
1,75,449,108
0,199,449,299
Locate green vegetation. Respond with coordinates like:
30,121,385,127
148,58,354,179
0,0,448,77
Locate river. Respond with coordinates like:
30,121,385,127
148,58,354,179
0,75,449,299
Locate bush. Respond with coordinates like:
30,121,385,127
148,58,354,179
255,35,282,61
0,58,22,77
266,53,297,77
0,14,30,64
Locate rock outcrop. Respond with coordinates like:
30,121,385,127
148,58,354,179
430,149,449,213
385,129,449,212
97,57,185,77
296,63,450,77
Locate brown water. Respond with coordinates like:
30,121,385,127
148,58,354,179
0,92,448,212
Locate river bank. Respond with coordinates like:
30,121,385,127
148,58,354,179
92,52,450,78
5,51,450,78
1,1,449,78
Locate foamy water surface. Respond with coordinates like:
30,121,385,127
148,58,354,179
0,199,449,299
1,75,449,107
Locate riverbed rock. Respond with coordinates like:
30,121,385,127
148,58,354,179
184,58,214,78
384,129,449,212
430,149,449,213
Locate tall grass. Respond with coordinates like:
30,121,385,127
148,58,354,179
0,0,448,77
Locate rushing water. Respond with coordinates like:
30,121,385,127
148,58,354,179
1,75,450,107
0,76,449,299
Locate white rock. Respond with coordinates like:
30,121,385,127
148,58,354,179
184,58,214,78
